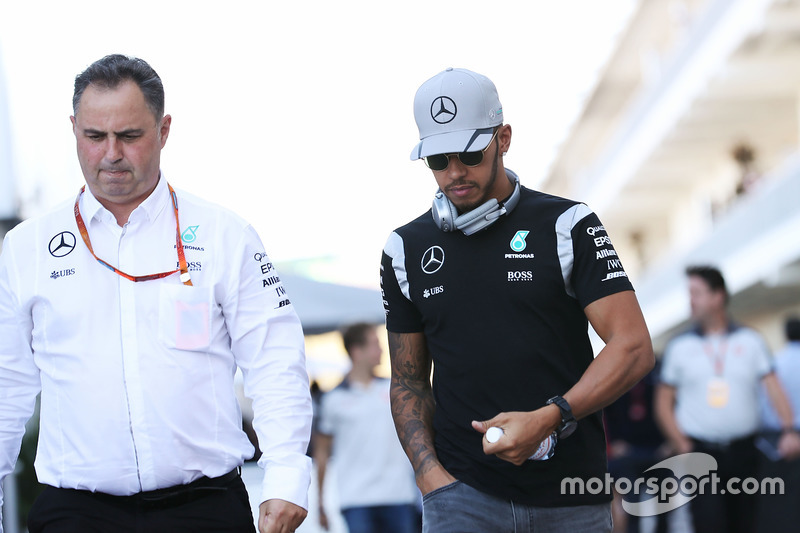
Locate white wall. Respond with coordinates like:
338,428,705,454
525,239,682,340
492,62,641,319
0,47,17,222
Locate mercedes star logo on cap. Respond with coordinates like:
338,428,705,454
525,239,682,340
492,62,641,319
421,245,445,274
430,96,457,124
49,231,77,258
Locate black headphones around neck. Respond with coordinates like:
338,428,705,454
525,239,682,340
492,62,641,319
432,170,521,235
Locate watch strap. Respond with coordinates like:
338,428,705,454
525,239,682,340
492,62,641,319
547,395,577,438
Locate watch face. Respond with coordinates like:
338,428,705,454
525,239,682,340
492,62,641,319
560,420,577,439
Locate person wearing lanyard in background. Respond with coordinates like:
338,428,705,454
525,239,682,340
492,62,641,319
0,54,311,533
654,265,800,533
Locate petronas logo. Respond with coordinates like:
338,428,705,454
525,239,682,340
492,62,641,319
181,225,199,243
510,231,529,252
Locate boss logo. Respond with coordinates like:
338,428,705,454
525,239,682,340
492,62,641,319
508,271,533,282
177,261,202,272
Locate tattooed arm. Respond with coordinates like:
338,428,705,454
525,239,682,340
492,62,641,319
388,331,457,495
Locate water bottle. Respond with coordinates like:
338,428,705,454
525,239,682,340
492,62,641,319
529,432,557,461
485,427,558,461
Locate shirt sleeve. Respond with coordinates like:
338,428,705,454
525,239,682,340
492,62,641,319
316,391,334,436
563,205,634,309
659,340,681,387
0,233,42,516
221,224,312,510
750,330,773,378
381,231,424,333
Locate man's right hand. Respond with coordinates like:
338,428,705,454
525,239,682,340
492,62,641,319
417,464,458,496
318,506,329,530
778,430,800,460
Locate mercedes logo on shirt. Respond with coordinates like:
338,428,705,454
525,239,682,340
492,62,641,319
48,231,77,258
430,96,457,124
421,245,445,274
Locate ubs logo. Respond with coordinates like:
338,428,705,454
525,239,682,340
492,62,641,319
51,269,76,280
421,246,445,274
49,231,76,258
430,96,457,124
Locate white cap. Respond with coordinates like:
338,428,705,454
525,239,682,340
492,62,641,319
410,67,503,160
485,426,504,443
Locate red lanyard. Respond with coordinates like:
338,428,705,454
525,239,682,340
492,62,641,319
703,336,728,377
73,183,193,286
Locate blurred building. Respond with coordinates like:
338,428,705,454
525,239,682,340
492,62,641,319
0,45,20,239
541,0,800,352
0,41,24,533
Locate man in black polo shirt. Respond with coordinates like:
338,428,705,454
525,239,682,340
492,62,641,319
380,67,654,532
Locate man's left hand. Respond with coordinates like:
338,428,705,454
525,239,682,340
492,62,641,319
258,499,307,533
778,430,800,461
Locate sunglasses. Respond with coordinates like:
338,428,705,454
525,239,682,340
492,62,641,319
423,129,498,171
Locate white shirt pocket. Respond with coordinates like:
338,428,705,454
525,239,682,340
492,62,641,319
158,284,213,351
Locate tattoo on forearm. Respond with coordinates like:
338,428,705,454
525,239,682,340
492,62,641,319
388,332,439,479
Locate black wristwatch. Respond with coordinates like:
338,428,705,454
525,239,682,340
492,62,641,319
547,395,577,439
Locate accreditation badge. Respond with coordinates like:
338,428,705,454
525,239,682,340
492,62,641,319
707,377,730,408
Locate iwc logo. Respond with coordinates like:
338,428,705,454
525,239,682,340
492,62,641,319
430,96,457,124
421,246,445,274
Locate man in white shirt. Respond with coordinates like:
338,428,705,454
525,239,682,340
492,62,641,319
314,323,419,533
0,54,312,533
655,266,800,533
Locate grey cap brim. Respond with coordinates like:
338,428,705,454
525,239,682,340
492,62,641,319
410,127,495,161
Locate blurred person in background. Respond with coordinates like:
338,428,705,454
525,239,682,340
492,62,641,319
655,266,800,533
605,367,667,533
756,316,800,533
0,54,311,533
314,323,419,533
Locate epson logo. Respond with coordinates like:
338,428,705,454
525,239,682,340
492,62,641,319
508,271,533,282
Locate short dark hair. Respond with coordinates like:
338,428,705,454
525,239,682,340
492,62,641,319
686,265,729,303
341,323,375,357
786,317,800,342
73,54,165,120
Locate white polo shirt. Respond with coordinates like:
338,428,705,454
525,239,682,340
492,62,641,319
661,325,773,443
0,176,312,510
318,377,418,509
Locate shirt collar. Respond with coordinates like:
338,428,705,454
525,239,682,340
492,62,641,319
80,173,170,224
691,320,741,337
